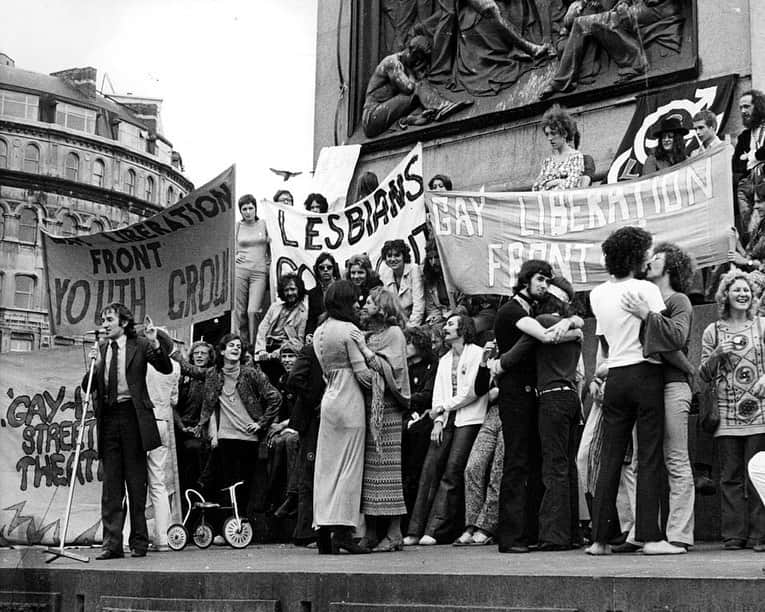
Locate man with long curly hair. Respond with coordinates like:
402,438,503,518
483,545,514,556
734,89,765,246
587,227,685,555
621,242,696,552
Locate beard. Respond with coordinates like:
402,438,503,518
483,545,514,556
743,114,752,129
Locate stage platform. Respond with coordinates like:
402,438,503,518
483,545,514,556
2,543,764,612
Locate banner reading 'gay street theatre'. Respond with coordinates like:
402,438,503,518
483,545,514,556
0,347,100,545
0,347,180,545
42,167,235,337
261,144,427,291
428,145,734,294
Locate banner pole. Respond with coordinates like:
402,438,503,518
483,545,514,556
44,347,97,564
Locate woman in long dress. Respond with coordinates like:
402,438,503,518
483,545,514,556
352,287,411,552
312,280,372,554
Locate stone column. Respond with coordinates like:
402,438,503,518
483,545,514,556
751,0,765,90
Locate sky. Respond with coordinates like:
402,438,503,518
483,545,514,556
1,0,318,199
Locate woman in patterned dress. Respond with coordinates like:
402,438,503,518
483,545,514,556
700,269,765,551
351,287,411,552
532,105,585,192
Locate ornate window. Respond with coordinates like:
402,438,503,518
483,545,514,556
23,143,40,173
14,274,36,309
90,219,104,234
18,207,38,244
124,169,136,196
145,176,155,203
0,138,7,168
59,214,77,236
93,158,105,187
167,186,175,206
65,152,79,181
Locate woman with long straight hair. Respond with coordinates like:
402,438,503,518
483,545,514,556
312,280,373,554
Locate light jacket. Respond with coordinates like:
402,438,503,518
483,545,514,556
432,343,487,428
254,295,308,353
379,263,425,327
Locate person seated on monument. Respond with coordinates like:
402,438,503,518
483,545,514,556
268,340,303,521
642,114,689,176
689,110,724,158
539,0,684,100
532,105,585,191
345,253,383,311
362,34,471,139
254,272,309,385
428,174,453,192
379,239,426,327
273,189,294,206
304,193,329,214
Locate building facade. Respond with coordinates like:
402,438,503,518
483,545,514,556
0,54,193,352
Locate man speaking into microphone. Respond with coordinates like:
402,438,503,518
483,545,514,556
83,302,173,559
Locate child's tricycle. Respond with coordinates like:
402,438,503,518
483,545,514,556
167,481,253,550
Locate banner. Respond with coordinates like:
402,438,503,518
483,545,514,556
260,144,428,290
312,144,362,210
42,167,235,337
0,346,100,545
0,347,181,545
607,75,737,183
428,145,734,294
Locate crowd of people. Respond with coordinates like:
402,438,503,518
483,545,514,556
86,89,765,558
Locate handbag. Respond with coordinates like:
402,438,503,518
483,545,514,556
699,322,721,434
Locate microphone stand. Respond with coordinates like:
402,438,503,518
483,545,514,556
44,341,98,564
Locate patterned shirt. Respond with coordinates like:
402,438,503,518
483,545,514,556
701,317,765,437
532,151,585,191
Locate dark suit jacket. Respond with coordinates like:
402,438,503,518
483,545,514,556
83,335,173,457
286,344,324,437
733,128,765,180
305,286,326,337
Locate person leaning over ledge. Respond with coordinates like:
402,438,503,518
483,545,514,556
84,304,173,560
532,105,584,192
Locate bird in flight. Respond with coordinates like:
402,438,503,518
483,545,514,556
269,168,303,181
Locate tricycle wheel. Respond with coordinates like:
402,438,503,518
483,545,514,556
192,521,214,549
167,523,188,551
222,516,253,548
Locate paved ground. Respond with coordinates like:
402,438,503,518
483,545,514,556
3,541,765,580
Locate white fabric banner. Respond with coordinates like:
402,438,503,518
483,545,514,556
261,144,427,291
312,144,363,211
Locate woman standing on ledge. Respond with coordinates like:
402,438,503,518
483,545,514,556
234,194,270,347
